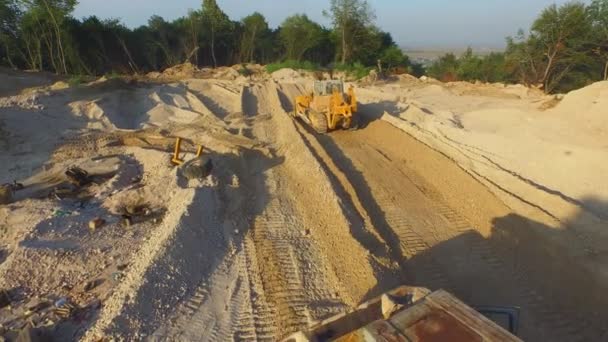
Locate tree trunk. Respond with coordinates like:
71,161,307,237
41,32,58,73
117,36,140,74
41,0,68,74
211,28,217,67
36,40,42,70
604,60,608,81
4,43,15,69
249,26,257,63
190,17,199,65
341,25,347,64
541,49,558,87
541,50,557,93
25,38,36,70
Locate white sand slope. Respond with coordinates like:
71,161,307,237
366,80,608,252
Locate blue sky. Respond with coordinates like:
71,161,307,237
73,0,586,48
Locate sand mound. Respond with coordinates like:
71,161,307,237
68,84,214,130
162,62,199,79
271,68,301,81
398,74,421,85
49,81,70,91
213,67,241,81
0,92,44,110
552,81,608,124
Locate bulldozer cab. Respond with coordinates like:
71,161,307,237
313,80,344,96
294,80,357,134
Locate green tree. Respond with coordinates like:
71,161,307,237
279,14,322,61
531,2,591,91
456,47,483,80
239,12,269,63
589,0,608,80
20,0,78,74
201,0,231,67
324,0,375,64
427,53,459,81
0,0,21,67
183,10,202,65
380,45,408,71
479,52,508,83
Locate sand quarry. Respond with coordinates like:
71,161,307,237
0,64,607,341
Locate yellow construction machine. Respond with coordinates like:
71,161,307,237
293,80,358,134
285,286,522,342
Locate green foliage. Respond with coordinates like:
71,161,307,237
588,0,608,80
0,0,20,67
238,63,253,77
279,14,323,61
425,1,602,92
67,74,86,86
410,63,426,78
239,12,271,63
531,2,591,92
380,46,409,71
0,0,605,94
334,62,373,80
104,71,121,79
428,50,510,83
266,60,318,73
324,0,376,63
202,0,234,67
427,53,459,81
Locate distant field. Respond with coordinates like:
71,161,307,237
403,47,504,65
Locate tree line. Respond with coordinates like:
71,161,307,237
428,0,608,93
0,0,413,76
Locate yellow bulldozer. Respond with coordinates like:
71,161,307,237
293,80,358,134
284,286,522,342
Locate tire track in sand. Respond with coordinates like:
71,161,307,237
315,127,603,341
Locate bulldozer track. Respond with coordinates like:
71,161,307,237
251,192,310,337
301,126,603,341
236,237,278,341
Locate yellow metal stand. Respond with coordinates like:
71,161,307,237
171,137,203,166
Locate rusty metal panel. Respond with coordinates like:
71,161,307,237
336,320,408,342
399,307,483,342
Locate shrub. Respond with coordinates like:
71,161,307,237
68,75,86,86
334,62,373,80
238,64,253,77
266,60,319,73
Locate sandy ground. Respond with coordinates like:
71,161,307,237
0,66,607,341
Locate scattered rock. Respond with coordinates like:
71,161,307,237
181,156,214,180
88,218,106,232
65,166,91,187
125,204,150,217
122,216,133,228
84,279,104,292
111,272,124,282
